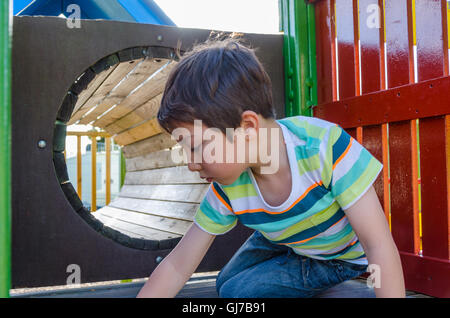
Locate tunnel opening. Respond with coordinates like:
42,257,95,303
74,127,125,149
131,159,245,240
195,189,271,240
52,45,210,250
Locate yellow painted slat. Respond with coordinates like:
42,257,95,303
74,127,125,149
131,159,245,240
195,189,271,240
91,137,97,212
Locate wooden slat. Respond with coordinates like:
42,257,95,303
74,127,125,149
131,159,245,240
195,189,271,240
76,59,144,125
68,65,118,125
104,94,162,135
66,131,111,137
113,117,162,146
335,0,357,99
359,0,383,93
415,0,449,260
109,197,199,221
384,0,414,87
91,137,97,212
415,0,447,82
389,121,420,254
119,184,209,204
315,0,336,104
125,146,187,172
121,132,176,159
419,116,449,260
124,165,207,185
78,58,163,125
92,61,176,129
384,0,420,255
346,127,357,140
361,125,385,212
93,210,182,241
312,75,450,128
95,206,192,236
381,123,390,222
359,0,386,221
399,252,450,298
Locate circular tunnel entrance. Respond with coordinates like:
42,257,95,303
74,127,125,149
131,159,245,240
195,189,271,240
52,46,210,251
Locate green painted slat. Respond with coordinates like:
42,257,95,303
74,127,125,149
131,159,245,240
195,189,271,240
279,0,317,117
0,0,12,298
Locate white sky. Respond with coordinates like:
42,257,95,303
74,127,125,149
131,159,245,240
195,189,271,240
66,0,280,158
154,0,280,34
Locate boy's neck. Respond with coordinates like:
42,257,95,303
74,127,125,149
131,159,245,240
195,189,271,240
248,118,290,180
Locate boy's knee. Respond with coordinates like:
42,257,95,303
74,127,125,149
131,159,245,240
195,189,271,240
215,269,228,297
216,276,240,298
216,269,240,298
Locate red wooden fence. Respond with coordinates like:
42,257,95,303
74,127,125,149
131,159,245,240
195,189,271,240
312,0,449,297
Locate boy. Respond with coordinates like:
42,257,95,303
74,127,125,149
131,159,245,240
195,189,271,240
136,38,405,298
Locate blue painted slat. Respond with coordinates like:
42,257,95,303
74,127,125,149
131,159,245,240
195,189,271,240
117,0,175,25
17,0,61,16
15,0,175,26
13,0,34,15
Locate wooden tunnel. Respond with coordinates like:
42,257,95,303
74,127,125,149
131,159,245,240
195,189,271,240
11,16,285,288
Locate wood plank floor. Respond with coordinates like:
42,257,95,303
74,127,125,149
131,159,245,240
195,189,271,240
10,273,431,298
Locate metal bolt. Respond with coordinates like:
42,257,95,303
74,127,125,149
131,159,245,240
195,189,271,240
38,140,47,149
155,256,163,264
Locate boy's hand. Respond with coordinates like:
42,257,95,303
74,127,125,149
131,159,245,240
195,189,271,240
344,185,406,297
137,223,216,298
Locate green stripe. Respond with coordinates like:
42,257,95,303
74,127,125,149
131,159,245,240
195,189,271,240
264,201,340,242
223,183,258,200
336,249,366,261
194,208,237,234
334,157,382,208
223,170,252,188
297,153,320,177
199,199,236,226
298,225,355,250
292,117,327,140
321,126,341,189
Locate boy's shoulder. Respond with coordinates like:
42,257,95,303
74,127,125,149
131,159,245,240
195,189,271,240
276,115,338,143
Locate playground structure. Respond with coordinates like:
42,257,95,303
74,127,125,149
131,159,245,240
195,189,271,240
0,0,449,298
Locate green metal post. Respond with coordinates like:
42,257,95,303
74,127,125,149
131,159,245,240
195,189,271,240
279,0,317,117
0,0,12,298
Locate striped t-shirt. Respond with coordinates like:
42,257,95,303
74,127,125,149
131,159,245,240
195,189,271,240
193,115,383,265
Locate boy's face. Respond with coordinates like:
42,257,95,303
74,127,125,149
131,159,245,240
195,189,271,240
171,120,251,185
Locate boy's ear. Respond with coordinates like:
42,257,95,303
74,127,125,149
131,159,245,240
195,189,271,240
240,110,259,132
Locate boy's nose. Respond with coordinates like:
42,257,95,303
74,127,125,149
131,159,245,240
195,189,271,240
187,162,202,172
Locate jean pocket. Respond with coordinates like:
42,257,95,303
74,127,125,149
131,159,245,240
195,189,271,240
301,257,344,291
335,260,368,280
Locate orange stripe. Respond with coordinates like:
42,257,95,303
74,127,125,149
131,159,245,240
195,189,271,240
332,137,353,170
281,215,346,246
234,181,323,215
211,185,233,212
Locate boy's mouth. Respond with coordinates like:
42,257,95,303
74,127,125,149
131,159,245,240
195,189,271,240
201,176,213,183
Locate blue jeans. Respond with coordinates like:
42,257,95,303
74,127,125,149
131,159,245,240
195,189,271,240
216,231,368,298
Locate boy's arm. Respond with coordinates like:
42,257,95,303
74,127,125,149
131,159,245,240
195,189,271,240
136,223,216,298
344,185,406,298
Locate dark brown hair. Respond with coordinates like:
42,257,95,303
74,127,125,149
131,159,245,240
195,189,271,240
157,35,275,135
